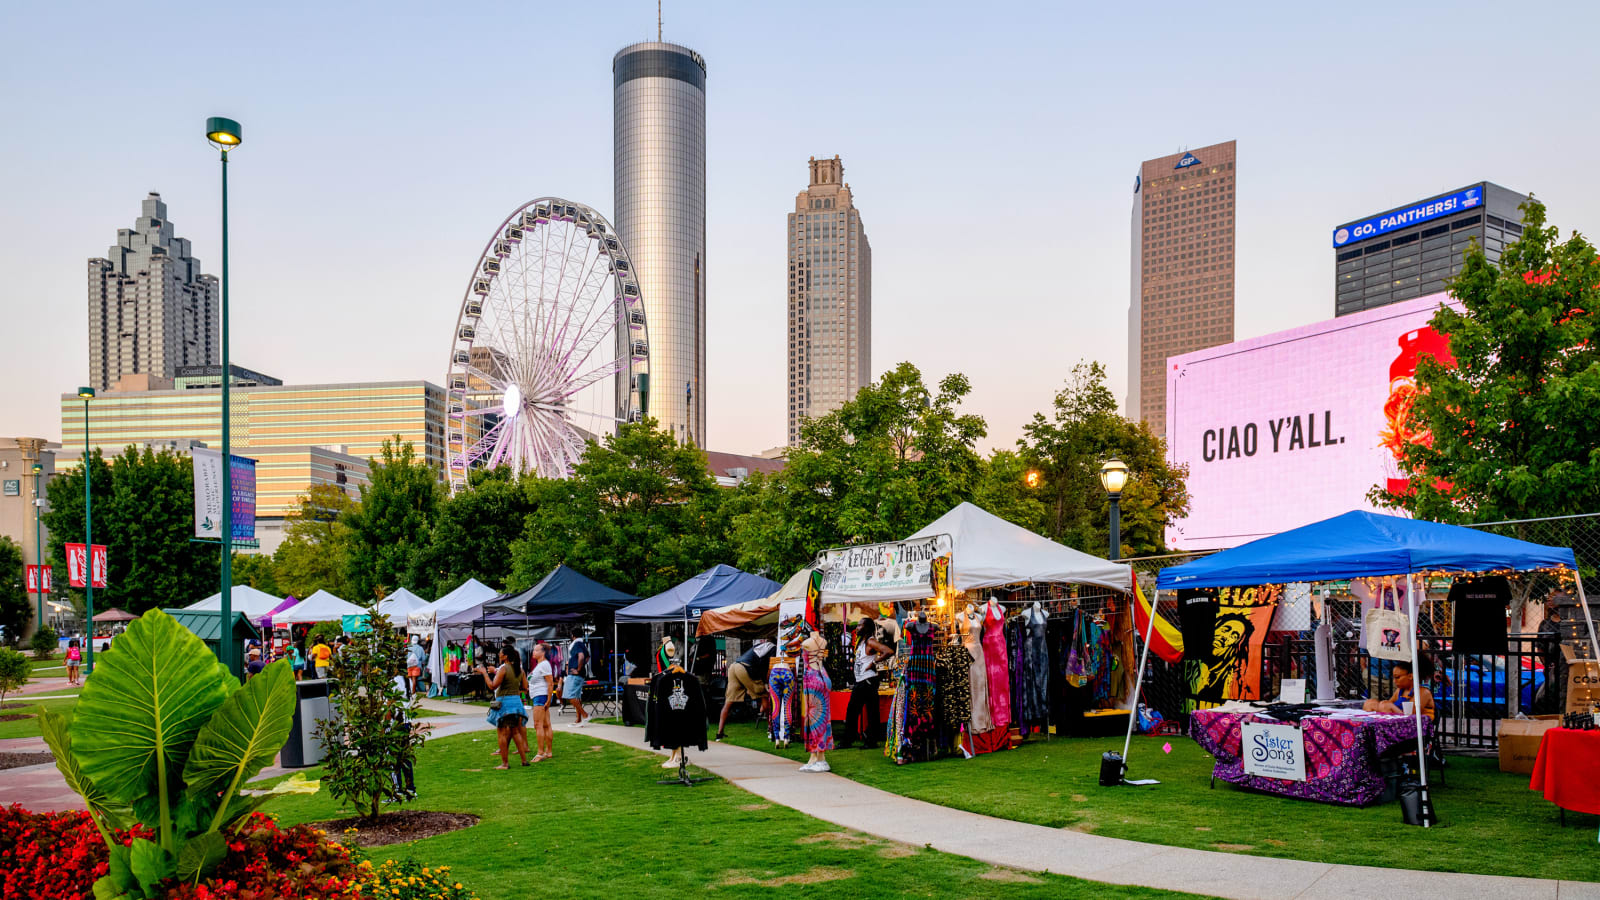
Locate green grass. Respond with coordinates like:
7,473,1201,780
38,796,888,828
0,695,77,740
259,731,1205,899
718,722,1596,883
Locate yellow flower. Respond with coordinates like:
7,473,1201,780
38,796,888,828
455,884,463,890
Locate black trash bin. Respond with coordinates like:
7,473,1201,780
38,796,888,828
281,678,333,768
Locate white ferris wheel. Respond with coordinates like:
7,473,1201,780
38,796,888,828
445,198,649,495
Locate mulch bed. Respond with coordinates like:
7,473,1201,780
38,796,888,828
0,752,56,770
0,714,31,723
311,811,479,847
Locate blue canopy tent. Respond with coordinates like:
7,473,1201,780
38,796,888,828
1125,511,1595,820
615,565,783,673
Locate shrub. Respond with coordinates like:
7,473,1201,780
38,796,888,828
0,649,26,709
29,625,58,659
359,858,479,900
315,599,424,822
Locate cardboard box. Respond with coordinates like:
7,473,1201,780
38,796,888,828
1499,715,1562,774
1561,644,1600,714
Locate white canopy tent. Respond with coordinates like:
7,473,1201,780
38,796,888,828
414,578,499,687
185,585,285,620
905,502,1133,596
377,587,428,626
274,589,365,625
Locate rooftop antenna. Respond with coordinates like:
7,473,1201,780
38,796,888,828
658,0,662,40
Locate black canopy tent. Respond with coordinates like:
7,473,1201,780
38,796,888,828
477,565,640,683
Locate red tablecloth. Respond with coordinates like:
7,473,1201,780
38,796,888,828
1529,728,1600,815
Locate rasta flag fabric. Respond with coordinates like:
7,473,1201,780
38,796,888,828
1180,584,1279,708
929,553,951,596
1132,580,1184,664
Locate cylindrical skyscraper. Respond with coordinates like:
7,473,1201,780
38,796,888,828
613,41,707,445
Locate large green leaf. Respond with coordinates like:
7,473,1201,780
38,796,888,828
70,609,234,812
128,837,175,897
38,707,127,833
182,660,296,830
175,831,226,885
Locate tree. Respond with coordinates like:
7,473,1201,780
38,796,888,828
40,447,219,615
728,362,988,576
509,420,728,597
343,439,442,601
1372,199,1600,523
39,449,112,614
0,537,29,645
408,466,542,597
0,647,27,707
30,624,58,659
315,599,423,822
273,484,357,600
230,552,280,596
1018,361,1190,558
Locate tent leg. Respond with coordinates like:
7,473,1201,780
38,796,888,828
1573,572,1600,669
1119,579,1161,781
1407,573,1430,827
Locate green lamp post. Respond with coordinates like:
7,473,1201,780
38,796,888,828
31,462,43,632
77,386,95,673
1099,458,1129,561
206,116,242,677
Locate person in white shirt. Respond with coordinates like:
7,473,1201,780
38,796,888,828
529,643,556,762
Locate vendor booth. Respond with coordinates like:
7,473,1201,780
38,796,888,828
1148,510,1596,818
377,588,429,626
274,589,365,625
185,585,286,623
414,578,498,691
696,567,816,638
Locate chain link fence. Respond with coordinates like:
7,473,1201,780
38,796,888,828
1122,514,1600,749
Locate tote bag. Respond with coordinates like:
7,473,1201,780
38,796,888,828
1364,581,1413,662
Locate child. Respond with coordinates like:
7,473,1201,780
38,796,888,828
65,639,82,686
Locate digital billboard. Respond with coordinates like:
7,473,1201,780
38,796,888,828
1165,293,1460,550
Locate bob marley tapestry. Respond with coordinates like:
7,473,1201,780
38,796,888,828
1178,585,1280,708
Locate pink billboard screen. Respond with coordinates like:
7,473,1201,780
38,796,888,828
1164,294,1460,550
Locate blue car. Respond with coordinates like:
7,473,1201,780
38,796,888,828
1434,654,1545,710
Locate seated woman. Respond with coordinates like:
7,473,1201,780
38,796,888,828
1363,656,1436,721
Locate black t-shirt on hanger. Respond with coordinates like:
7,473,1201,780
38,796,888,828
1178,588,1219,661
1449,575,1511,655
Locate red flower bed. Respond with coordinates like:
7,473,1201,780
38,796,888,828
0,804,120,900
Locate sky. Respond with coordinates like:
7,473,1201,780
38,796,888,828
2,0,1598,456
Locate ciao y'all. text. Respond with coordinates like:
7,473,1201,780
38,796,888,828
1201,411,1345,462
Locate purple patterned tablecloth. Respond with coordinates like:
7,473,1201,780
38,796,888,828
1190,709,1431,806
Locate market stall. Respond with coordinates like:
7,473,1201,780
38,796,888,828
413,578,498,690
376,588,429,627
616,565,783,664
478,565,637,686
185,585,286,623
1150,510,1595,819
274,590,366,625
695,567,816,638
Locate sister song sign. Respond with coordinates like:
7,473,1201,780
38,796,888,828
1242,721,1306,781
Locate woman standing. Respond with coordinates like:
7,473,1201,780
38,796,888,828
477,646,530,769
64,639,81,686
798,632,834,772
529,643,556,762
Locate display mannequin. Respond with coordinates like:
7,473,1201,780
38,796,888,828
799,632,834,772
957,603,992,733
982,595,1012,731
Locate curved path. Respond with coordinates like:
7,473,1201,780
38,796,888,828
548,717,1598,900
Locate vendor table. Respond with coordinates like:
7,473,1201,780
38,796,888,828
1529,728,1600,815
1191,708,1431,806
827,689,893,724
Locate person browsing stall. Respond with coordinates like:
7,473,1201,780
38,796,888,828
839,614,895,749
717,638,776,741
310,638,333,678
1362,657,1436,721
563,635,590,726
476,645,531,768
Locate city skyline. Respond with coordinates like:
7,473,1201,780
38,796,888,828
4,2,1600,456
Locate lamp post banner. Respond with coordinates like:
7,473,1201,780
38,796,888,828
25,564,51,594
194,449,256,541
65,545,106,589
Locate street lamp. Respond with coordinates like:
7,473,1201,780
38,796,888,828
31,462,43,633
1024,469,1042,489
1099,459,1129,561
206,116,242,677
77,386,95,673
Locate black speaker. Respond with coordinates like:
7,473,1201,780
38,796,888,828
1099,751,1126,786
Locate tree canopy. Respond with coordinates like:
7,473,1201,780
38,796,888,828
272,483,357,601
342,438,441,601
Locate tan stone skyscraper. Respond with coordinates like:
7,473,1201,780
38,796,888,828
788,156,872,446
1127,140,1236,438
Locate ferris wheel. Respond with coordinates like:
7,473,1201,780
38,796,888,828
445,198,649,494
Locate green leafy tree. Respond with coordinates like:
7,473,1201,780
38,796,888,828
343,438,442,601
728,362,988,576
43,609,298,896
39,449,112,613
0,647,27,707
509,420,728,596
229,552,280,596
40,447,219,615
273,483,357,600
409,466,542,596
30,624,59,659
1372,199,1600,523
1018,361,1190,558
315,599,423,822
972,450,1049,535
0,536,29,645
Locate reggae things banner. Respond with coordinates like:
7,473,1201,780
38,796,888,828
817,534,952,604
1180,584,1280,706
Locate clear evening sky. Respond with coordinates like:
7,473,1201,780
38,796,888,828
2,1,1596,455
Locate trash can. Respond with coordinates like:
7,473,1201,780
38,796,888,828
281,678,333,768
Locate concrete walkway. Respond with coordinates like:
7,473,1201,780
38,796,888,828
555,720,1600,900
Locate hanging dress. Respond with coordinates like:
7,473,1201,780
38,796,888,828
962,611,992,733
901,623,938,756
801,651,834,753
1024,608,1050,725
935,643,972,750
982,602,1012,731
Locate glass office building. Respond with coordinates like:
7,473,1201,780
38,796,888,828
1333,182,1527,316
613,41,707,445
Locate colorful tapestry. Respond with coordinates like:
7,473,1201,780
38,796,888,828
1182,584,1280,705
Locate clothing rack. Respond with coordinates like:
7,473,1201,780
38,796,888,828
656,748,712,787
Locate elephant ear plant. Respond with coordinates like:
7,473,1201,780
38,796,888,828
38,609,299,899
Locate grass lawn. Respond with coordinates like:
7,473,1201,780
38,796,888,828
718,722,1595,883
260,731,1206,899
0,695,77,740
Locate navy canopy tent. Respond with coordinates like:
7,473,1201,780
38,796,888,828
485,565,639,616
1157,510,1577,589
615,565,783,623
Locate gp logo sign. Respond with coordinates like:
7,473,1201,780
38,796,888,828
1242,721,1306,781
1174,152,1201,169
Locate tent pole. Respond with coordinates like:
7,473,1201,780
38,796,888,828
1120,576,1160,776
1573,571,1600,666
1407,573,1430,826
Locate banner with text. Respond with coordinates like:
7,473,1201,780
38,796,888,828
193,449,257,542
25,564,52,594
818,534,953,604
65,543,107,589
1242,720,1306,781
